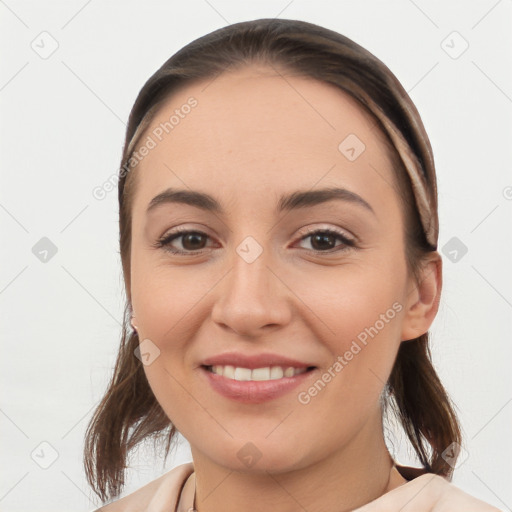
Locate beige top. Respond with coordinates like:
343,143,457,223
95,462,427,512
95,463,196,512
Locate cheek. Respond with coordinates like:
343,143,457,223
131,261,213,344
292,287,404,452
132,269,207,426
291,264,405,401
295,263,404,348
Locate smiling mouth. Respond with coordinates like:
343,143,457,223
202,364,317,381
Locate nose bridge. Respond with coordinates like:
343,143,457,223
238,234,277,294
211,234,291,335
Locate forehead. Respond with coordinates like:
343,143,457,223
130,65,398,211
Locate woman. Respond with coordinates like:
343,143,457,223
84,18,501,512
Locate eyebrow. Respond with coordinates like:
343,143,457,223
146,186,375,216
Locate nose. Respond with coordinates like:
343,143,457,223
211,244,292,337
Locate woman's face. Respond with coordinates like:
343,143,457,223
129,65,420,472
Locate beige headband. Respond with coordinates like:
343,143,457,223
355,90,438,249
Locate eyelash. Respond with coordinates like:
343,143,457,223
152,226,356,256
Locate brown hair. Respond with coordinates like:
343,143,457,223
84,18,462,503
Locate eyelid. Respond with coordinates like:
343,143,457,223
164,223,356,241
295,224,356,243
158,224,214,242
154,223,357,255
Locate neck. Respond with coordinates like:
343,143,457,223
190,413,406,512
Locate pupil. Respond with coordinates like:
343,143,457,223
183,233,205,250
312,233,335,250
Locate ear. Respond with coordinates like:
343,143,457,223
400,252,442,342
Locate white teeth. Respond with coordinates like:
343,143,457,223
223,365,235,379
212,365,223,376
209,365,309,381
284,367,295,378
234,367,252,381
252,367,270,381
270,366,284,379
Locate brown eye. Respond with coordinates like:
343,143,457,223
296,229,355,253
310,232,337,251
155,230,212,254
180,232,208,251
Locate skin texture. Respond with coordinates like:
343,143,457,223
127,65,444,512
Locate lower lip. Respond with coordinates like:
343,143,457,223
201,366,316,404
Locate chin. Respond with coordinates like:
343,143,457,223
197,436,312,474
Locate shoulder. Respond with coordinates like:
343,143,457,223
93,462,194,512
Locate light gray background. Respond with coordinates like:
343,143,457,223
1,1,511,511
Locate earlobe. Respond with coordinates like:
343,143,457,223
400,252,442,342
130,315,138,332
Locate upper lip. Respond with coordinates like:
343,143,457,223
201,352,315,370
